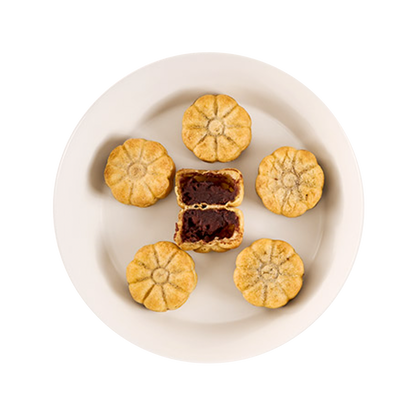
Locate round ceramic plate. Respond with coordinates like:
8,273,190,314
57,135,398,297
54,53,363,362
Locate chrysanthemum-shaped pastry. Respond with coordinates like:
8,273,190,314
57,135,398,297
182,94,252,162
104,138,175,207
256,146,324,217
126,241,197,312
234,239,304,309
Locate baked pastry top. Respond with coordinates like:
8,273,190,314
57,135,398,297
182,94,252,162
126,241,197,312
256,146,324,217
233,238,304,308
104,138,175,207
174,168,244,253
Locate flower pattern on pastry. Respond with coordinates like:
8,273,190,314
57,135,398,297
182,94,252,162
126,241,197,312
104,138,175,207
256,146,324,217
233,239,304,308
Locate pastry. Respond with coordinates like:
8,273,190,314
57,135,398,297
174,168,244,253
182,94,252,162
256,146,324,217
174,207,244,253
233,238,304,308
175,168,244,208
104,138,175,207
126,241,197,312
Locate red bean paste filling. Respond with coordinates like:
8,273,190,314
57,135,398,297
179,173,238,205
180,209,239,243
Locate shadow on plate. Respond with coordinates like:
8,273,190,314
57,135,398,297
96,237,134,303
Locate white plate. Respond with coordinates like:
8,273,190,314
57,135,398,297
54,53,363,362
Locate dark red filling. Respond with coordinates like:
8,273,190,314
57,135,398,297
179,173,238,205
180,209,239,243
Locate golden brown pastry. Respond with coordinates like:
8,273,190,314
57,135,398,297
126,241,197,312
173,168,244,253
233,239,304,308
104,138,175,207
256,146,324,217
182,94,252,162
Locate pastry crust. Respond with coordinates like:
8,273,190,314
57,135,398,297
233,239,304,308
256,146,324,217
182,94,252,162
174,207,244,253
126,241,197,312
104,138,175,207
